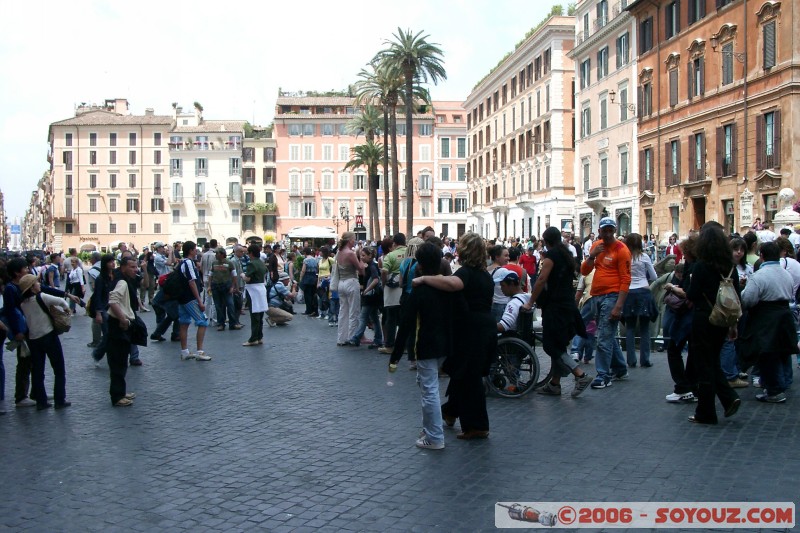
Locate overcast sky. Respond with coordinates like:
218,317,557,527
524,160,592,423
0,0,567,224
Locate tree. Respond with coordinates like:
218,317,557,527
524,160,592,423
343,141,384,241
377,28,446,236
347,105,383,240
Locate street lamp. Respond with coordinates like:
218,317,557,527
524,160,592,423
608,90,637,114
340,205,350,232
709,35,746,63
332,214,340,234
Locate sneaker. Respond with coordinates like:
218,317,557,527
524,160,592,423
150,334,166,342
590,377,612,389
54,401,72,410
613,371,629,381
328,322,337,327
377,346,392,354
114,397,133,407
728,378,749,388
666,391,696,403
738,372,749,380
415,437,444,450
537,382,562,396
571,352,580,362
15,398,36,407
752,376,761,388
267,319,277,327
125,392,136,400
318,314,327,320
180,350,195,361
130,359,143,367
756,391,787,403
195,351,211,361
571,374,593,397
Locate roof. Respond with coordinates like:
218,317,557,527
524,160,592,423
275,112,434,120
171,120,246,133
276,97,355,106
50,110,173,127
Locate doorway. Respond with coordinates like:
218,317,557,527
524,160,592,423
692,197,706,230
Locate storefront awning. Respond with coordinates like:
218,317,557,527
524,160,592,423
286,226,338,239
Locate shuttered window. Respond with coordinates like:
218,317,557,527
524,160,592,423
763,21,776,69
721,43,734,85
669,69,679,107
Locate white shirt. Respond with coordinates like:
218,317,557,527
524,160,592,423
68,266,85,286
789,232,800,251
779,257,800,297
583,239,593,256
499,293,530,332
490,266,511,305
757,229,777,243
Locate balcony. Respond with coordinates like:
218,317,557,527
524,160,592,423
419,188,432,197
289,188,301,197
195,169,208,177
194,222,210,234
169,196,184,205
170,168,182,177
228,194,242,205
302,188,314,196
194,194,209,205
585,187,610,209
491,198,509,212
245,202,277,214
515,191,537,210
577,30,585,45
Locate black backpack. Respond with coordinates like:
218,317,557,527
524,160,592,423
162,264,190,301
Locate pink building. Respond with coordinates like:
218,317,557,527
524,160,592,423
432,101,469,239
273,94,436,240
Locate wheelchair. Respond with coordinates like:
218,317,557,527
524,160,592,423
484,308,552,398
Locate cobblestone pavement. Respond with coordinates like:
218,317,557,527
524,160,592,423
1,306,798,532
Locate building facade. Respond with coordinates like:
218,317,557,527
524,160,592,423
240,135,278,242
48,99,172,252
167,106,246,245
465,16,576,241
431,101,469,239
22,172,53,251
273,94,436,240
571,0,640,239
628,0,799,238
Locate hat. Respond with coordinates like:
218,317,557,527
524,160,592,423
153,241,165,248
278,271,290,281
18,274,37,294
794,224,800,231
598,217,617,229
501,271,520,284
216,247,226,255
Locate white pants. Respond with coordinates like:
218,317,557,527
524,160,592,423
336,278,361,344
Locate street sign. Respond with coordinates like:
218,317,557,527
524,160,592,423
10,225,20,234
355,215,363,226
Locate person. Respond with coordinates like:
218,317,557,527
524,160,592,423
505,247,529,293
720,237,753,388
571,271,597,364
349,247,383,349
177,241,211,361
105,256,141,407
580,217,631,389
582,233,595,258
316,246,334,320
149,275,181,343
622,233,658,368
267,271,296,326
138,249,154,311
739,242,799,403
525,227,593,397
299,247,319,317
685,222,741,424
335,232,365,347
663,240,698,403
153,242,170,276
17,275,71,410
519,244,537,285
487,245,511,322
496,271,529,334
209,247,242,332
775,237,800,298
242,243,268,346
751,217,765,231
389,242,454,450
379,233,407,355
65,257,85,314
397,237,425,367
665,234,683,263
86,252,103,348
413,232,496,440
42,253,62,289
90,254,117,366
229,245,246,317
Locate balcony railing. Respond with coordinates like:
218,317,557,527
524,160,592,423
195,169,208,177
289,188,301,197
228,194,242,204
577,31,585,45
301,188,314,196
419,189,432,197
194,194,209,204
169,196,183,205
593,16,608,31
193,222,210,234
170,168,182,177
587,187,610,200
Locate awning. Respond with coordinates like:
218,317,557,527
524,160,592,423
286,225,338,239
80,243,97,251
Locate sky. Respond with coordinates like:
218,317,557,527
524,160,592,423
0,0,568,224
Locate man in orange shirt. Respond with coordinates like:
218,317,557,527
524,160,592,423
581,217,631,389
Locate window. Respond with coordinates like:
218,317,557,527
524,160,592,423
151,150,160,165
126,198,139,213
129,133,137,146
441,166,450,181
457,166,466,181
457,137,466,158
667,139,681,185
229,158,241,176
172,209,180,224
195,158,208,177
640,17,654,54
89,150,97,165
641,148,654,189
89,133,97,146
689,131,706,181
154,173,162,195
339,145,349,161
129,150,136,165
109,223,116,234
230,209,240,223
669,69,679,107
109,174,117,189
616,32,630,68
242,215,255,231
195,182,206,202
154,223,162,234
288,124,301,136
580,59,591,89
128,174,136,188
89,223,97,234
109,198,117,212
618,86,629,121
420,200,431,217
440,137,450,158
263,167,276,185
109,150,116,165
599,155,608,188
89,174,97,188
264,147,275,162
262,215,276,231
171,183,182,202
265,192,274,204
290,145,300,161
302,124,314,136
419,124,432,136
154,132,161,146
245,191,255,205
455,196,467,213
597,47,609,79
303,145,313,161
242,147,255,162
321,124,334,136
151,198,164,212
620,150,629,184
581,105,591,138
420,145,431,161
689,57,705,98
545,85,550,112
170,159,181,177
63,150,72,170
302,201,316,217
688,0,705,24
229,182,241,202
717,123,737,177
419,173,432,191
65,174,72,195
437,195,453,214
665,1,680,39
109,133,116,146
639,83,652,116
600,97,608,130
89,198,97,212
322,145,333,161
65,133,72,146
757,110,781,170
763,20,776,69
302,172,314,195
354,174,366,190
721,43,734,85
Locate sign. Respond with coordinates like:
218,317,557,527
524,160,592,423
355,215,363,226
10,225,20,234
739,188,754,228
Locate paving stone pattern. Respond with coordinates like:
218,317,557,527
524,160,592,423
1,308,798,532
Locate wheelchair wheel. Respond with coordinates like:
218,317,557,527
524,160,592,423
485,336,540,398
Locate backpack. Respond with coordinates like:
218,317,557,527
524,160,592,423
705,267,742,327
161,264,190,301
400,258,417,294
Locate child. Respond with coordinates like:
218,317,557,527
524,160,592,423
389,242,454,450
496,272,530,333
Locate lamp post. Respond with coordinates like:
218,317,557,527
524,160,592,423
340,205,350,232
332,214,340,234
608,90,637,114
709,35,746,62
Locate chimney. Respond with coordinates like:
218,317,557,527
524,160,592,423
145,108,154,116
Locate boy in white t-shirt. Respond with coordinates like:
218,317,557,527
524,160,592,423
497,272,530,333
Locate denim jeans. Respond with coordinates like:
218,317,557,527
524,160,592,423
28,331,67,407
328,296,339,324
720,339,739,381
625,315,652,366
591,293,627,380
571,303,595,361
350,304,383,346
211,283,239,327
0,328,6,401
152,291,180,339
316,285,330,316
417,357,446,445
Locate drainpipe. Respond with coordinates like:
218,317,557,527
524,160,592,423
742,0,748,185
140,124,144,244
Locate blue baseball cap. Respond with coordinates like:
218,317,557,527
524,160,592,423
598,217,616,229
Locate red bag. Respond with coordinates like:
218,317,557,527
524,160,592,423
158,273,169,287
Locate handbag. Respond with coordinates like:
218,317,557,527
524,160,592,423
664,290,687,312
330,260,340,291
35,293,72,334
128,316,148,346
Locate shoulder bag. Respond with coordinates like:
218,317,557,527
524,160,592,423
35,293,72,334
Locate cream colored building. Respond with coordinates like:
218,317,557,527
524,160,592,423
48,98,172,252
22,172,54,250
241,135,278,242
432,101,469,239
167,105,246,245
466,16,576,240
570,0,639,238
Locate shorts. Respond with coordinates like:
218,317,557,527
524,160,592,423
179,300,209,327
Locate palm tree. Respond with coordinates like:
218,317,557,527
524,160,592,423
377,28,446,236
343,141,384,241
347,105,383,240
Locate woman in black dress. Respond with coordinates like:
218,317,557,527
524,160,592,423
413,232,496,440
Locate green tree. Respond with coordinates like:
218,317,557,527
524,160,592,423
343,141,384,241
377,28,446,236
347,105,383,239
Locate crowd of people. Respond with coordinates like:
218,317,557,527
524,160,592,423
1,221,798,451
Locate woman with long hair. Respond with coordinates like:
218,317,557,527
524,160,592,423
349,247,383,349
242,244,268,346
335,232,365,346
663,236,697,402
414,232,496,440
527,227,593,397
316,246,334,320
398,237,425,367
622,233,658,368
720,237,753,388
685,222,741,424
